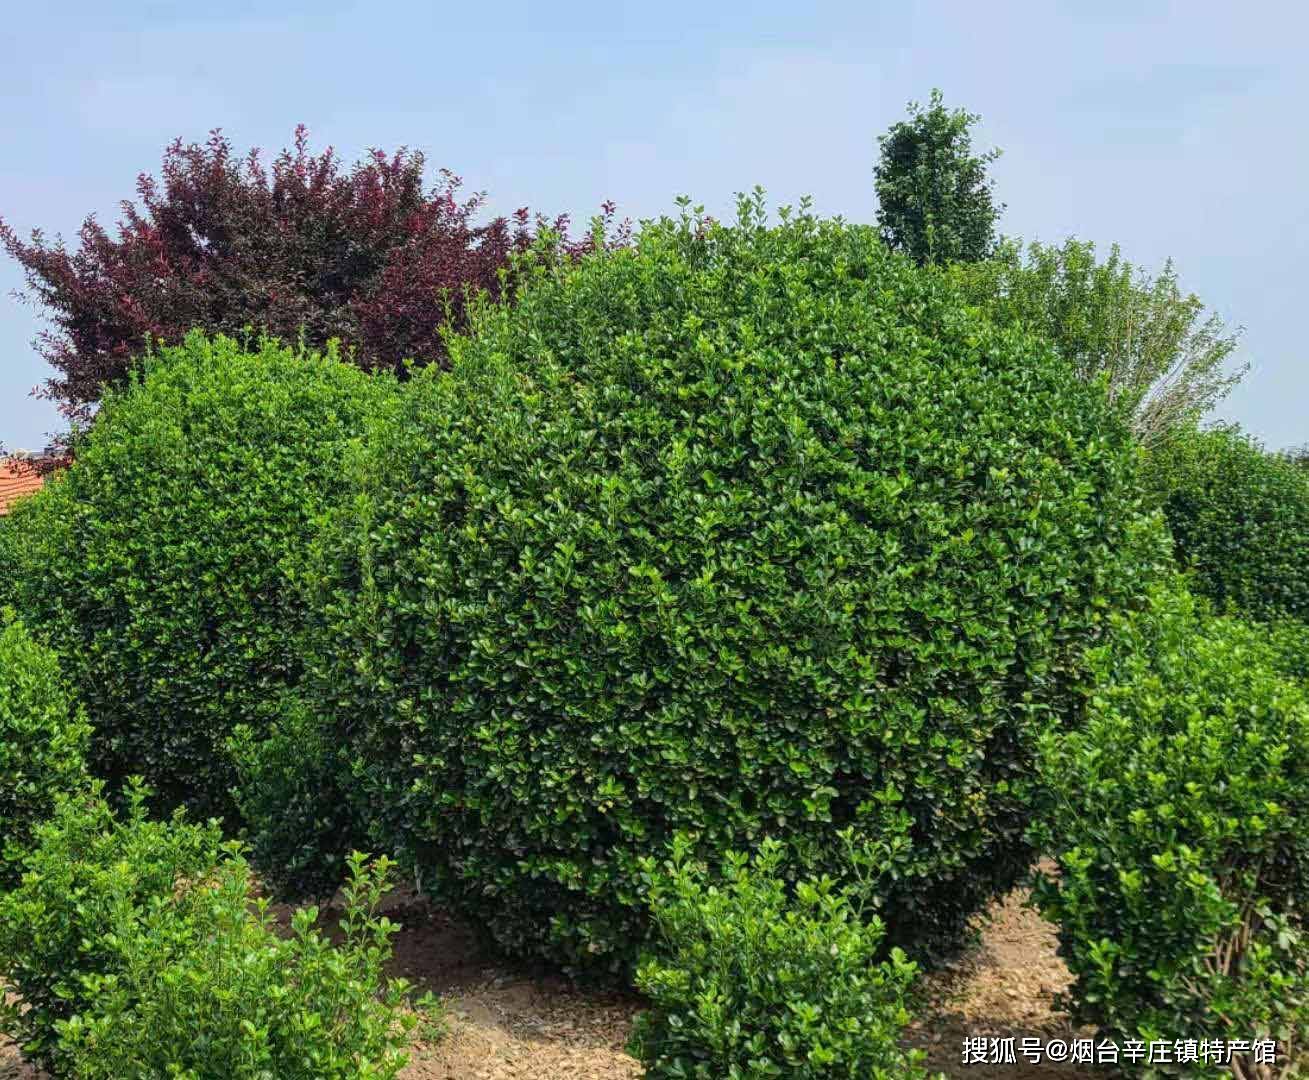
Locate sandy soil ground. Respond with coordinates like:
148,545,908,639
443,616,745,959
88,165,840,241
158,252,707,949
2,883,1085,1079
904,885,1091,1079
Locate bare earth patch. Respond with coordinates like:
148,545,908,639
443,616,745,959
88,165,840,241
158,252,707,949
2,883,1082,1079
904,885,1092,1079
372,900,642,1080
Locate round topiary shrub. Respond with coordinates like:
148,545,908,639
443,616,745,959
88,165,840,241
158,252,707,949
312,199,1163,972
1145,427,1309,621
0,333,397,823
0,614,89,888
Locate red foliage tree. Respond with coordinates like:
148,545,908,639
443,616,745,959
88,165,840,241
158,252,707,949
2,127,623,421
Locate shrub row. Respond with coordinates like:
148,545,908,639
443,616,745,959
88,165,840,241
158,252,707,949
295,200,1164,972
2,202,1165,977
4,199,1306,1073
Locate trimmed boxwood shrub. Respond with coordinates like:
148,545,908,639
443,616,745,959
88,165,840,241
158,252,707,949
1030,587,1309,1077
0,614,89,888
1145,427,1309,621
310,198,1163,973
630,835,934,1079
0,332,398,823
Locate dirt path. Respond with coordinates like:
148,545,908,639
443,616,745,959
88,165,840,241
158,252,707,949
904,885,1090,1078
2,884,1083,1079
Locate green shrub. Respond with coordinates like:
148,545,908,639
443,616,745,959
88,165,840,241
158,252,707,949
310,197,1163,971
630,835,935,1079
1145,427,1309,621
948,238,1243,446
0,783,225,1072
56,852,417,1080
0,784,416,1077
228,693,364,899
1266,618,1309,686
0,332,398,823
0,615,89,888
1030,588,1309,1077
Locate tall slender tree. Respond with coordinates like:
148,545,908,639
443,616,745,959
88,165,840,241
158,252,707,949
874,89,1003,266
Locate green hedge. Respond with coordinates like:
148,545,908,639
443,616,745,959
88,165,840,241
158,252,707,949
309,200,1163,972
0,615,89,888
1030,587,1309,1076
1145,427,1309,621
0,333,397,823
631,835,933,1079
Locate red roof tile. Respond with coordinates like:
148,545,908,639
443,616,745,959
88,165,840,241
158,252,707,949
0,458,46,515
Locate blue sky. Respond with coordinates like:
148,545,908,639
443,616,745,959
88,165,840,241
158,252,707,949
2,1,1304,450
